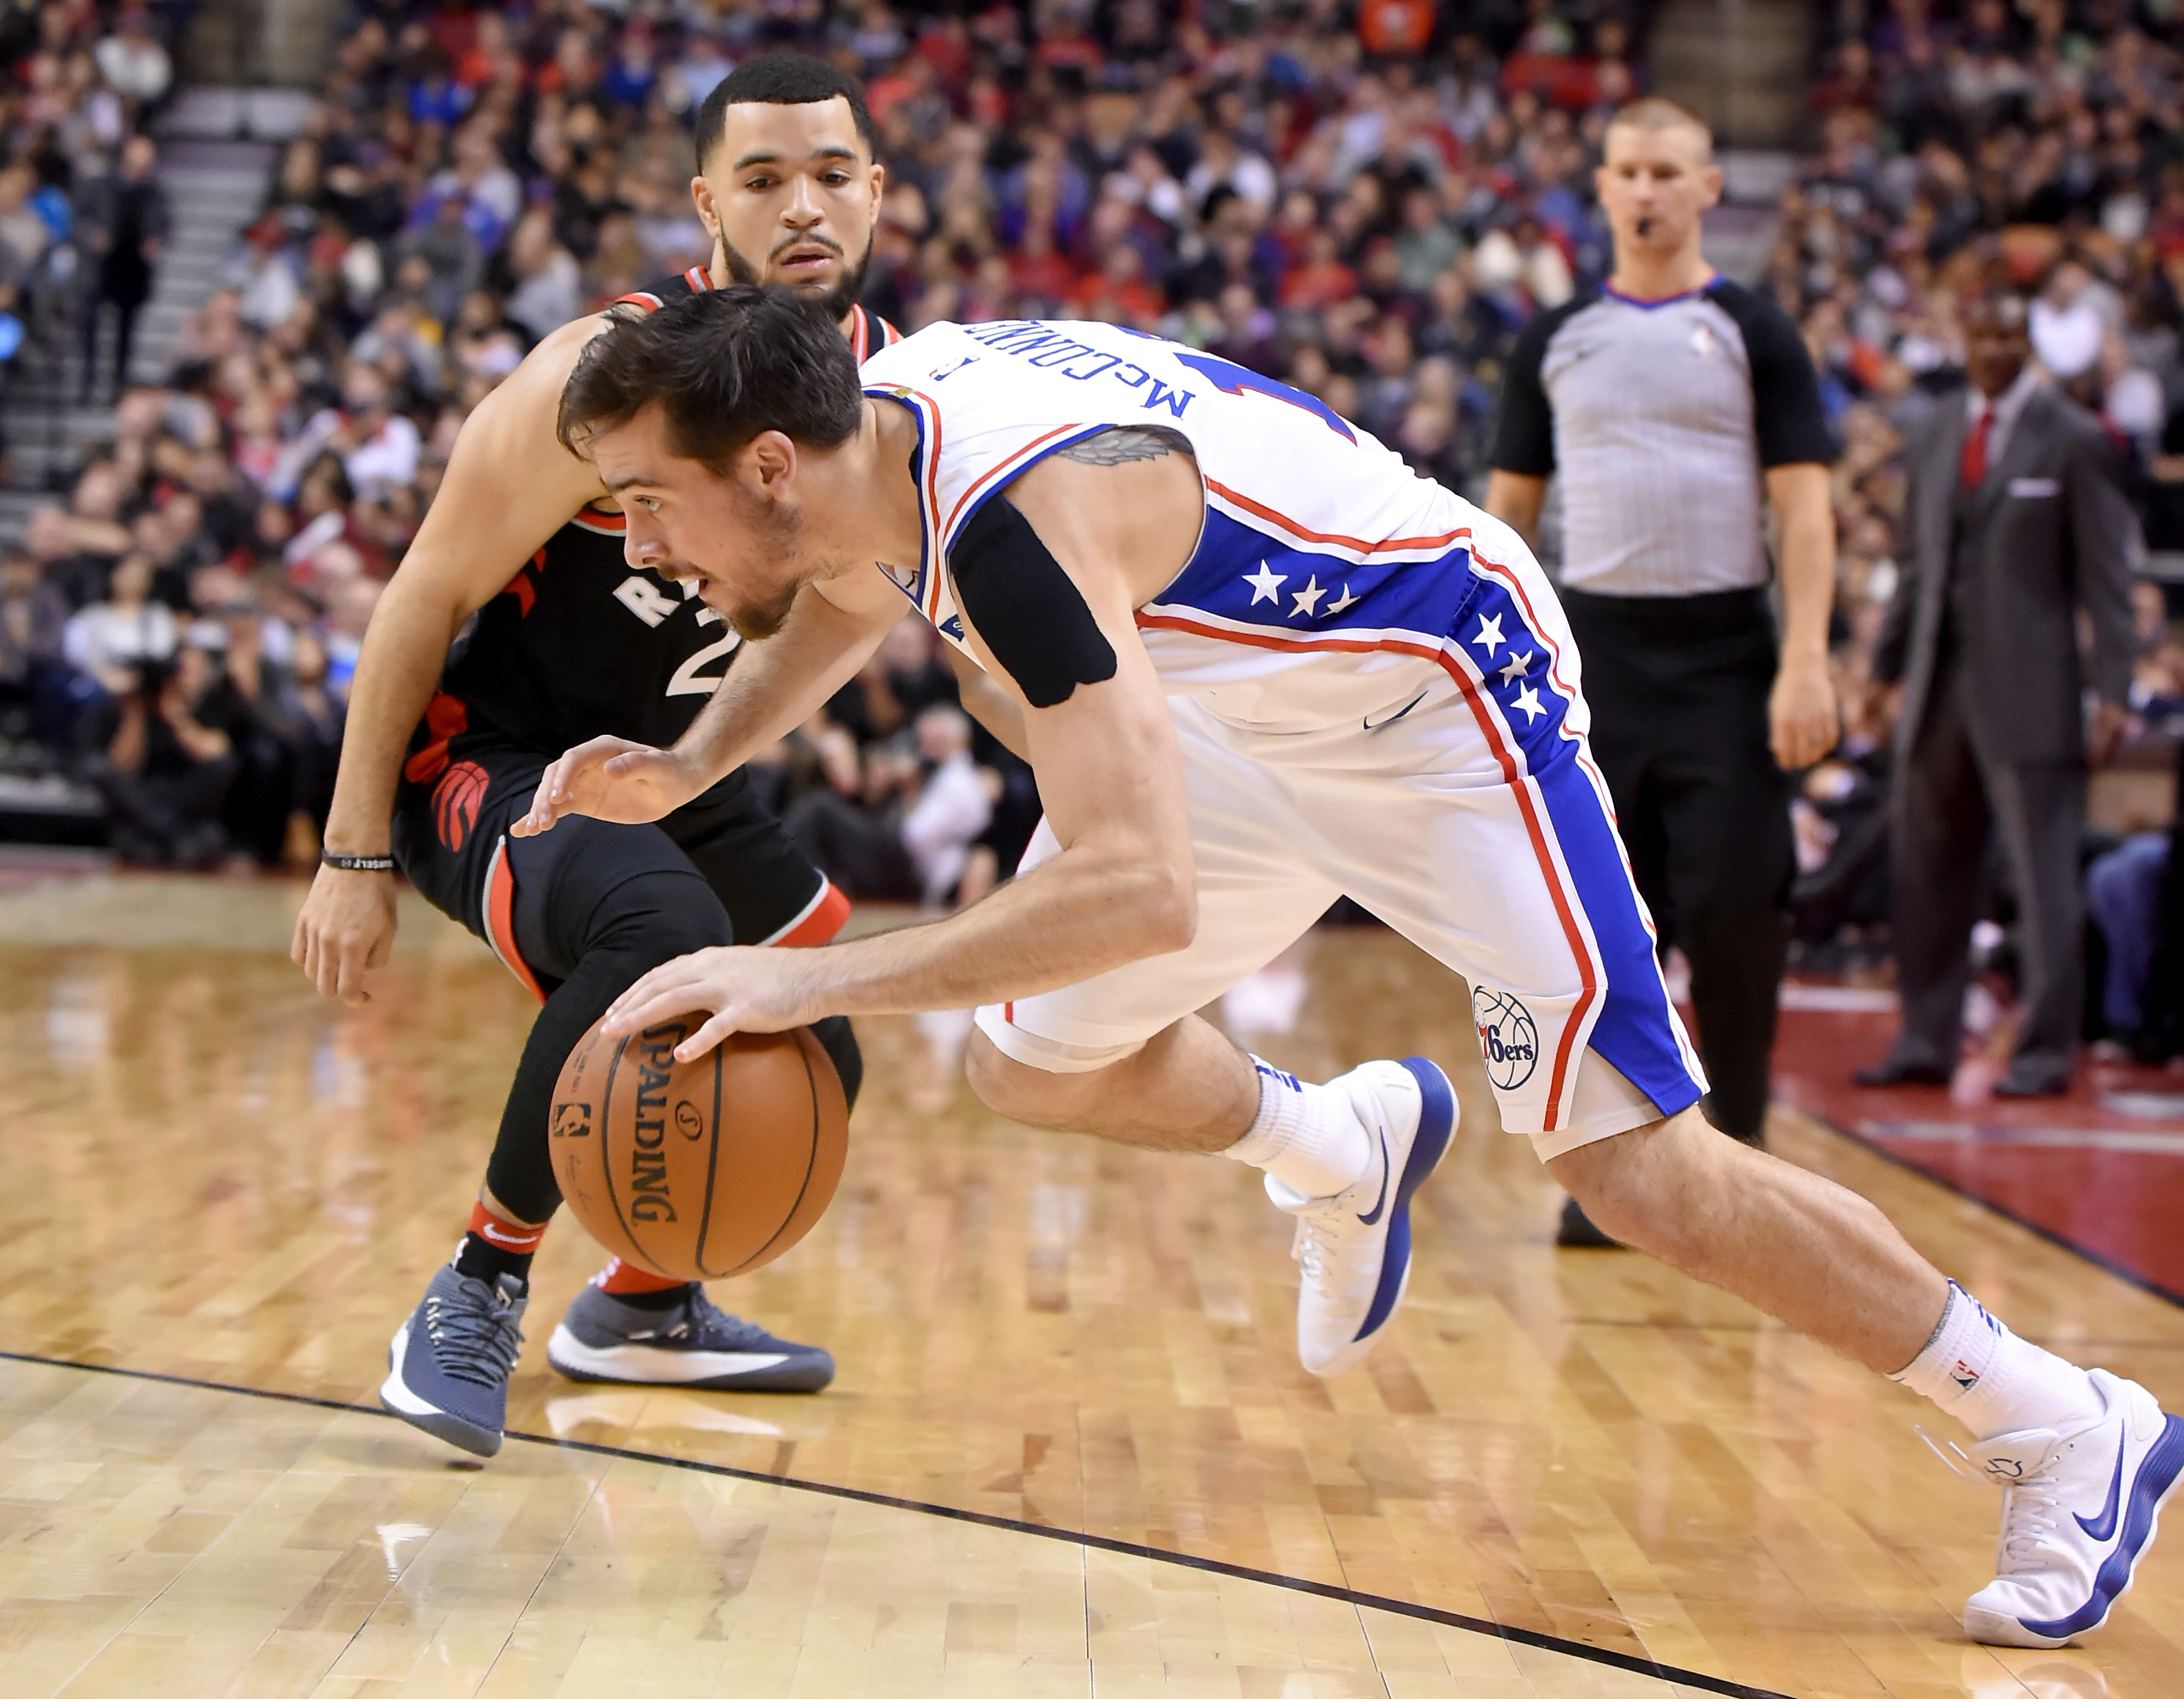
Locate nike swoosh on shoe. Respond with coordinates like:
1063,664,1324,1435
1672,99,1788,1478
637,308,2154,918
1357,1132,1391,1226
1350,1058,1457,1344
2020,1411,2184,1642
2076,1429,2127,1543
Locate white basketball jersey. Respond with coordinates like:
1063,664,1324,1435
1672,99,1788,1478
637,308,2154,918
857,319,1581,739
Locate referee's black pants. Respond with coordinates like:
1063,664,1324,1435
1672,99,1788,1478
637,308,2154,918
1561,585,1794,1145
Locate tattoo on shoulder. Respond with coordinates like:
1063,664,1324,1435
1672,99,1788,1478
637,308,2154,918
1056,426,1194,466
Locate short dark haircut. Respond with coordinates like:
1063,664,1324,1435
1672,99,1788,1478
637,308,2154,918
693,53,881,173
558,285,864,469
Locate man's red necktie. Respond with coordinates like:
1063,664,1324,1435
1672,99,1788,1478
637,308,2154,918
1960,403,1993,491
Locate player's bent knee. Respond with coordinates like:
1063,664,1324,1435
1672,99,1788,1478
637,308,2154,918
963,1029,1073,1122
584,870,731,963
963,1028,1138,1126
1548,1106,1724,1257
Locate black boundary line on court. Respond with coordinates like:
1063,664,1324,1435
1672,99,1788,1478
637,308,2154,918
0,1344,1796,1699
1812,1114,2184,1309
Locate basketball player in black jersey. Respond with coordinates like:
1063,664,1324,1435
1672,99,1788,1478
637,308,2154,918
290,56,900,1458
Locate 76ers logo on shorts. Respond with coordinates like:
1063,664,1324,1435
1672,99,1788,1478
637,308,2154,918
1472,988,1539,1090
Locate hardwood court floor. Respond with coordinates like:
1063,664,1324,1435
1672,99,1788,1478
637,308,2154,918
0,872,2178,1698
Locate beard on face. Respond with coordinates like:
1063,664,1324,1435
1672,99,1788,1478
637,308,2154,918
726,576,802,642
717,224,877,322
714,485,809,641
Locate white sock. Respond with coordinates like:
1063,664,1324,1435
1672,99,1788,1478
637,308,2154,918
1890,1282,2105,1440
1224,1057,1371,1199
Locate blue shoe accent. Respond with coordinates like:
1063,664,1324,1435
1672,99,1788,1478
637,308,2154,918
379,1264,527,1458
2074,1429,2127,1543
1355,1133,1392,1226
1352,1057,1456,1343
2019,1412,2184,1642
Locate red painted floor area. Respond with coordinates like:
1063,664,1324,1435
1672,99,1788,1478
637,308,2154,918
1771,989,2184,1303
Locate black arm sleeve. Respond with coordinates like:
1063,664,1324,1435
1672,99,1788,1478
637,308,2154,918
1707,279,1837,467
946,492,1118,710
1489,309,1561,476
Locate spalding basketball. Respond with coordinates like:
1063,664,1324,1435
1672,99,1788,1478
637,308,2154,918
549,1018,848,1282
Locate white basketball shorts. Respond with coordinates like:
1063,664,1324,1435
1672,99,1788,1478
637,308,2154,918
974,657,1709,1162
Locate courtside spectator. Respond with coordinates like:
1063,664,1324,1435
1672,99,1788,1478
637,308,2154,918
85,643,235,867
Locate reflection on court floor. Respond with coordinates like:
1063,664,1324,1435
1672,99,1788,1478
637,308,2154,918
0,871,2178,1696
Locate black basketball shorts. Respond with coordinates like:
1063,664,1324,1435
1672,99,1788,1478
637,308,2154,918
392,728,848,1002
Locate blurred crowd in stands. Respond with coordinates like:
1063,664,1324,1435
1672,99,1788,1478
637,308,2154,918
1777,0,2184,1056
1,0,1630,884
0,0,2178,1051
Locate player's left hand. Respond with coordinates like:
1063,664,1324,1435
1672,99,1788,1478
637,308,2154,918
1769,652,1840,771
601,946,820,1061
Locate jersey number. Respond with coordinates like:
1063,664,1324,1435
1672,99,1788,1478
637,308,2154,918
1171,352,1357,442
666,630,740,697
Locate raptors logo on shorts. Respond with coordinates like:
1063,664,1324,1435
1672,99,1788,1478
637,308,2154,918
1472,988,1540,1091
433,760,490,852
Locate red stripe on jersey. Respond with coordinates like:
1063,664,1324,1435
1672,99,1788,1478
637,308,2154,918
1131,610,1599,1129
482,840,547,1004
875,386,951,620
941,424,1089,546
686,266,711,292
769,880,851,947
1205,480,1471,556
611,291,665,312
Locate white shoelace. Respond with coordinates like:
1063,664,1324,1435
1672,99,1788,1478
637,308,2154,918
1291,1217,1331,1283
1915,1425,2069,1572
1997,1473,2069,1569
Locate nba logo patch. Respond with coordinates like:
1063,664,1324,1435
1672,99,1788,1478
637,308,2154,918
1472,988,1539,1090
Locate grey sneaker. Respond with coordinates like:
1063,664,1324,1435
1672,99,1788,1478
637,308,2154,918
380,1264,528,1457
547,1285,834,1393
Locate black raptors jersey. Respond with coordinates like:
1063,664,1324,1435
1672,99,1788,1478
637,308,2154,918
426,274,901,758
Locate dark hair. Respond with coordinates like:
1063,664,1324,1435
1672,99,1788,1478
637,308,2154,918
558,285,863,469
693,53,881,173
301,451,355,507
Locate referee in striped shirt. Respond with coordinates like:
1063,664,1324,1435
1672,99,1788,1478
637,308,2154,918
1486,98,1841,1247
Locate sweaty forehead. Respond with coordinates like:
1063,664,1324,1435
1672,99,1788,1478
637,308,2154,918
710,97,866,171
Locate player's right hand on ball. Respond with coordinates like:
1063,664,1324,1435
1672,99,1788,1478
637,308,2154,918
292,861,398,1007
514,736,697,836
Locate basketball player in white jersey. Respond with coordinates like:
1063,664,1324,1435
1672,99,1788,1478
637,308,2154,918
518,288,2179,1649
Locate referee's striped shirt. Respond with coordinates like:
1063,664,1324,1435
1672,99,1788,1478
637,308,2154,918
1492,276,1835,597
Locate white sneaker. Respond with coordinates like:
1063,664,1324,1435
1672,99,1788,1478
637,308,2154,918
1265,1057,1456,1378
1961,1368,2184,1646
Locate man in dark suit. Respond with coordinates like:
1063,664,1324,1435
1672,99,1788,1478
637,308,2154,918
1862,287,2137,1096
78,135,169,403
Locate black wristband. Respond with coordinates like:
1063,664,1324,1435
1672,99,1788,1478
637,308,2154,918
321,851,397,872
